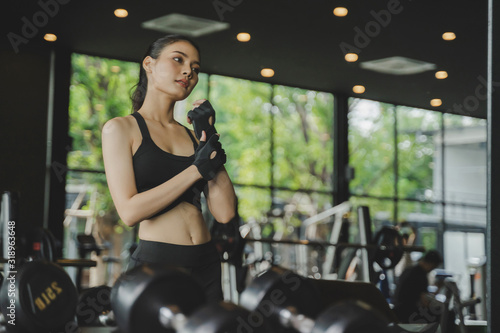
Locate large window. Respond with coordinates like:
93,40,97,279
348,98,487,297
66,54,487,294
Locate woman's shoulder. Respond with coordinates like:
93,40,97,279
102,114,137,139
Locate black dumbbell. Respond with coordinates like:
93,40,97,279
0,260,78,333
240,266,440,333
240,266,394,333
102,263,271,333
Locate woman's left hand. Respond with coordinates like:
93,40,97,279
187,99,207,124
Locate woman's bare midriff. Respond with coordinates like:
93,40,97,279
138,201,211,245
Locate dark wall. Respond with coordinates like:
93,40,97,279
0,44,70,243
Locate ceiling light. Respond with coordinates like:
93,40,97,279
442,32,456,41
360,56,436,75
430,99,442,107
333,7,348,17
114,9,128,18
261,68,274,78
237,32,251,42
142,13,229,37
435,71,448,79
345,53,358,62
44,33,57,42
353,85,365,94
111,66,121,73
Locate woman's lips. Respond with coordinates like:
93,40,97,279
176,80,188,88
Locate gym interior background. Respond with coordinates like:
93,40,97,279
2,0,500,331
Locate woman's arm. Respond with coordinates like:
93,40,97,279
102,117,203,227
205,167,236,223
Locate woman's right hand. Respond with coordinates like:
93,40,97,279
193,131,226,180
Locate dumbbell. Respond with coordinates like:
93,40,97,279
0,260,78,333
240,266,394,333
102,263,272,333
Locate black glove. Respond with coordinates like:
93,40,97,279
193,134,226,180
187,100,217,140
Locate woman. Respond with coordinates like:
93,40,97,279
102,35,236,302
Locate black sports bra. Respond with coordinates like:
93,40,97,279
131,112,206,218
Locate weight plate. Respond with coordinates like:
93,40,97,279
0,260,78,333
373,227,404,270
111,264,206,333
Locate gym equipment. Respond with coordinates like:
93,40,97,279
372,227,404,270
238,236,422,268
0,260,78,333
241,266,439,333
76,285,112,327
109,263,205,332
107,263,270,333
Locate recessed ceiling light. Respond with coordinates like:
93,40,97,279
114,9,128,18
435,71,448,79
353,85,365,94
333,7,348,17
345,53,358,62
261,68,274,78
237,32,251,42
442,32,456,41
430,99,442,107
44,33,57,42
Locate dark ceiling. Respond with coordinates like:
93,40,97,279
2,0,488,118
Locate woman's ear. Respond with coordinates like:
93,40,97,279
143,56,154,73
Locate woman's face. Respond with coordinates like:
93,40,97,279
144,40,201,101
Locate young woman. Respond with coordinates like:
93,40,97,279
102,35,236,302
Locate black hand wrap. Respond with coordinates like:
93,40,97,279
187,100,217,140
193,135,226,180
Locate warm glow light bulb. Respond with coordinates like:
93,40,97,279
435,71,448,79
237,32,251,42
345,53,358,62
44,33,57,42
114,9,128,18
442,32,456,41
430,99,442,107
261,68,275,78
333,7,348,17
353,85,365,94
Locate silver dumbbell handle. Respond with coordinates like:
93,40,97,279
159,305,188,330
279,306,315,333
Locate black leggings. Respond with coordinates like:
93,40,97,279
128,239,223,303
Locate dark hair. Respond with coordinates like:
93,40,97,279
422,250,443,266
131,34,201,112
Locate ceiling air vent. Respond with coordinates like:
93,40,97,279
141,13,229,38
360,56,436,75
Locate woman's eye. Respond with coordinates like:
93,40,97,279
173,57,182,63
193,68,200,74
